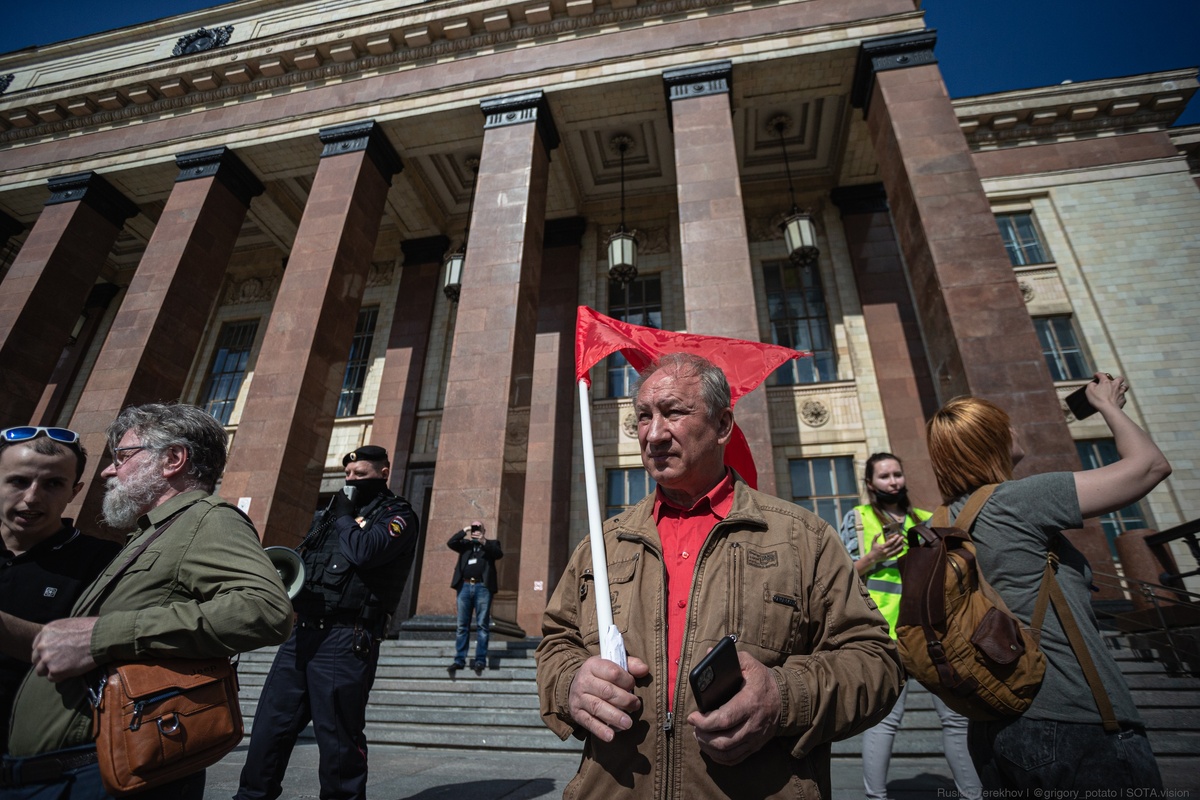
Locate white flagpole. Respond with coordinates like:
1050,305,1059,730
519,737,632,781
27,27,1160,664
577,378,627,669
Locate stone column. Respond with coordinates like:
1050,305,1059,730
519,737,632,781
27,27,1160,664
517,217,585,636
65,148,263,530
0,173,136,423
372,235,449,495
220,121,401,547
414,91,556,627
372,235,447,626
31,282,122,426
663,61,777,496
830,184,939,505
852,32,1116,583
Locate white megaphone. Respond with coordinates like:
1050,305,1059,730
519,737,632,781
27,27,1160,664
265,546,306,600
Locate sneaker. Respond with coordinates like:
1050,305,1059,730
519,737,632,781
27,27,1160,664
449,662,465,671
472,660,486,673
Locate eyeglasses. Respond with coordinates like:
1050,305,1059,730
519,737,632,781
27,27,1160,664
110,445,150,468
1,426,80,445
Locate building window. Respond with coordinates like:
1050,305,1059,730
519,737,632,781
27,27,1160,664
789,456,858,529
1034,316,1090,381
607,275,662,398
199,320,259,425
606,468,655,518
996,212,1050,267
1076,440,1150,557
763,260,835,385
337,306,379,417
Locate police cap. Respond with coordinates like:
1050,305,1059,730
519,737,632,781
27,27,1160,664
342,445,389,467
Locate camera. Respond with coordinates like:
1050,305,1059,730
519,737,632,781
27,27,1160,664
470,524,482,532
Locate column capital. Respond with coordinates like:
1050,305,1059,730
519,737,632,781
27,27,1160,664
544,216,587,248
401,235,451,266
44,172,138,227
480,90,560,152
830,183,889,216
318,120,404,183
174,146,265,207
851,31,938,117
662,60,732,128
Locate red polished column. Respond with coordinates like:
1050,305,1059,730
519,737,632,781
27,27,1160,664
0,173,136,423
415,91,556,624
664,61,777,496
854,32,1115,583
220,121,402,547
66,148,263,531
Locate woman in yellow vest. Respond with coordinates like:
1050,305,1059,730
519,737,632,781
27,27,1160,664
837,452,981,800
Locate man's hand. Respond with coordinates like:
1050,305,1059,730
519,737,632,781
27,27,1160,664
567,655,651,742
31,617,100,682
687,651,782,765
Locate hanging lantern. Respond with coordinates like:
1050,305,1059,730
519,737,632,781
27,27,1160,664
782,210,818,266
771,114,820,266
607,135,639,286
443,247,465,302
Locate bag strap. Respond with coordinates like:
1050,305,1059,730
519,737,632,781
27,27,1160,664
82,506,190,614
1032,544,1120,732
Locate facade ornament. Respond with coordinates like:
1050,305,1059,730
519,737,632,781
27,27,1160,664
621,412,638,439
800,399,830,428
224,275,279,305
172,26,234,57
1019,280,1035,303
0,74,13,94
366,261,396,287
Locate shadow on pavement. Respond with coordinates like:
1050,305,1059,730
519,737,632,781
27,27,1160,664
399,778,558,800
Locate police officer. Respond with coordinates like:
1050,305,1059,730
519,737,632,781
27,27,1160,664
235,445,419,800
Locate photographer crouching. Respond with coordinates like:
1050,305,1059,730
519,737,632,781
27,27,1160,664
235,446,419,800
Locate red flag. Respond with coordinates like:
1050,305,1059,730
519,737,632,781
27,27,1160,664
575,306,809,489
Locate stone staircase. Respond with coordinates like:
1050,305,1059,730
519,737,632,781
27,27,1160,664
234,634,1200,765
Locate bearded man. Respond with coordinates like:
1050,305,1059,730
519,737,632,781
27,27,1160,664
1,404,293,800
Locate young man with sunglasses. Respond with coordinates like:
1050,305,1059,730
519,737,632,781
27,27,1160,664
0,427,120,757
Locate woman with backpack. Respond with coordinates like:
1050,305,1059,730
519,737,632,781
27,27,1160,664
926,373,1171,792
838,453,982,800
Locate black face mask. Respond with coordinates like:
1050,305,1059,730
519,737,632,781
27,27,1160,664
873,486,908,507
345,478,388,508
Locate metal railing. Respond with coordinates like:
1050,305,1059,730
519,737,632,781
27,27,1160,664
1145,518,1200,583
1092,568,1200,677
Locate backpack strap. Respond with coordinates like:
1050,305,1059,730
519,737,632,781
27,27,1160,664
1032,542,1120,732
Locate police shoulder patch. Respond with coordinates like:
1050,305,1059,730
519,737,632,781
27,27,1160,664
388,517,407,537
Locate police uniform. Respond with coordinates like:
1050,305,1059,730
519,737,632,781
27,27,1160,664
0,524,119,754
235,447,419,800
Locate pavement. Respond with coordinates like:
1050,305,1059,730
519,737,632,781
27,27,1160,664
204,743,1200,799
203,743,977,799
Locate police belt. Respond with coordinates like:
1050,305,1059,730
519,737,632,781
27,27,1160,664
1,745,98,787
296,610,362,630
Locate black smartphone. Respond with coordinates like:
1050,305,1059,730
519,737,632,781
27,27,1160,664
688,635,743,713
1065,378,1099,420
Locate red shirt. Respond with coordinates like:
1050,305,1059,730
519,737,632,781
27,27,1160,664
652,470,735,708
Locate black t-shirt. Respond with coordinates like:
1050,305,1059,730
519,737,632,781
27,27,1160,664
0,524,120,752
460,542,488,582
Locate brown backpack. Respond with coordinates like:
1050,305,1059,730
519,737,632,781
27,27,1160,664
895,485,1045,720
895,485,1119,727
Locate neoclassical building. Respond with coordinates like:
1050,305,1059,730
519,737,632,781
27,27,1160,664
1,0,1197,635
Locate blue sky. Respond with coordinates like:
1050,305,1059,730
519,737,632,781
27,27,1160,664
3,1,1198,125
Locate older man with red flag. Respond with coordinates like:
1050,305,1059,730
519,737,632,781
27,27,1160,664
536,340,902,800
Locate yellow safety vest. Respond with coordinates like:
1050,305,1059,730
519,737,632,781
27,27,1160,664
854,504,931,639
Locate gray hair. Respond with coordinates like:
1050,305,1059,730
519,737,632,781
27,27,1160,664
106,403,228,492
631,353,732,421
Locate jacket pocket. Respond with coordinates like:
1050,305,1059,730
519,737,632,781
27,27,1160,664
579,554,640,647
320,555,353,590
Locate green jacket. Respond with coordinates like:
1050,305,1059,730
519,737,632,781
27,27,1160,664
536,476,903,800
7,490,294,756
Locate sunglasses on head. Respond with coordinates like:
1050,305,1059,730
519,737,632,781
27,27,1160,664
1,426,81,445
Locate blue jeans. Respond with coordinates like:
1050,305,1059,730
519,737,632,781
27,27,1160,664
455,583,492,666
969,716,1162,792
